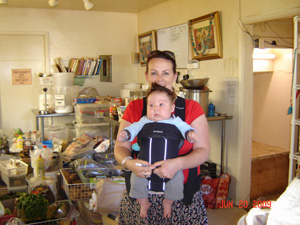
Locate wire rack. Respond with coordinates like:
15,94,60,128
60,168,96,201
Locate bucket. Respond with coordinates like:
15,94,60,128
53,72,74,86
182,89,211,116
53,86,75,113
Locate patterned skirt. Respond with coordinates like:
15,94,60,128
118,190,208,225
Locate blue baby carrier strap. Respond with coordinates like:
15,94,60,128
137,122,184,192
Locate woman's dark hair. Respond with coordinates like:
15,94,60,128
146,50,177,74
146,83,177,104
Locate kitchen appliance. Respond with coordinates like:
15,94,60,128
182,89,211,116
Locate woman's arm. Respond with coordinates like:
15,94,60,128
152,114,210,178
114,119,155,177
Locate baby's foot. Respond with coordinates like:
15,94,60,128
139,201,151,218
163,199,173,218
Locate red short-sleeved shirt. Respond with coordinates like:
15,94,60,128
122,98,204,183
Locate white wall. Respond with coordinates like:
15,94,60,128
0,8,139,132
253,49,293,150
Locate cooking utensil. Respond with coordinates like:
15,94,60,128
54,201,70,219
180,78,209,90
182,89,211,115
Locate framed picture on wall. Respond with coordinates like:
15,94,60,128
138,30,157,66
188,11,222,61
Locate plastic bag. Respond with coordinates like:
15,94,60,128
77,86,99,98
201,173,231,209
63,135,96,159
96,178,126,214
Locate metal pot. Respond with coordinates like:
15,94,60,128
180,78,209,90
182,89,211,115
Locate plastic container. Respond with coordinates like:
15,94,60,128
74,122,109,138
53,72,74,86
46,126,69,147
0,159,28,177
0,159,28,187
1,173,26,187
53,86,76,113
74,103,109,124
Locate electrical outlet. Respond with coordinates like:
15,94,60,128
259,38,264,49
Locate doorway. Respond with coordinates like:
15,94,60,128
0,31,49,133
250,48,293,200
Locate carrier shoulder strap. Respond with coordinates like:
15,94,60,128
142,96,185,121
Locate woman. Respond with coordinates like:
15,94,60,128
114,50,210,224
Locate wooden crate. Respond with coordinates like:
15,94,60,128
250,152,289,200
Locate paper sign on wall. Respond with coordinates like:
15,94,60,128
12,69,32,85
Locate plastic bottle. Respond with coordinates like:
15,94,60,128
36,154,45,180
16,135,23,151
109,99,118,120
208,102,215,117
31,131,37,146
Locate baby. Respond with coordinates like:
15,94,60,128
117,83,197,218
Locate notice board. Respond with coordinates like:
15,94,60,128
157,23,189,68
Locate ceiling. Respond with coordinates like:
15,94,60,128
0,0,169,13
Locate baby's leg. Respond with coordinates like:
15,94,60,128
163,198,174,218
137,198,151,218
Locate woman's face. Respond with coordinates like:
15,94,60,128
145,58,177,90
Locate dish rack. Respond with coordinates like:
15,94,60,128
60,168,97,201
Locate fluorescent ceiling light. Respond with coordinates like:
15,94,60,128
0,0,8,5
48,0,58,7
83,0,94,10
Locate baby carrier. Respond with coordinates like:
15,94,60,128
137,122,184,192
125,96,201,206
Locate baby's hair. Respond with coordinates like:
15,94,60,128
146,83,177,103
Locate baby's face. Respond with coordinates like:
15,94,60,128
147,91,175,122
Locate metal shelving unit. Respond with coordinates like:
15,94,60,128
289,15,300,182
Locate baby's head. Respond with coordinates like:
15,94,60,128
146,83,177,121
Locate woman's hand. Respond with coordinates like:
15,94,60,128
125,158,156,178
152,158,181,179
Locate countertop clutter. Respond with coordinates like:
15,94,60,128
0,78,233,224
0,125,123,225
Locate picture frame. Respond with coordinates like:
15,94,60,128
188,11,222,61
138,30,157,66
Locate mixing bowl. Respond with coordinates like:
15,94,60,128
180,78,209,90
